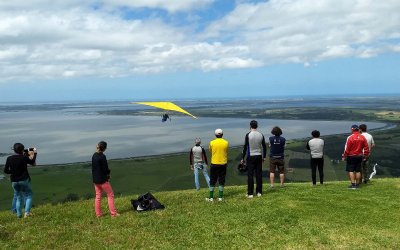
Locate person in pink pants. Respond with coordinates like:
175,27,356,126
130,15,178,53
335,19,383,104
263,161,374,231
91,141,119,217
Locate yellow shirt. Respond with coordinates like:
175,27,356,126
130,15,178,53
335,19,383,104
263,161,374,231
209,138,229,165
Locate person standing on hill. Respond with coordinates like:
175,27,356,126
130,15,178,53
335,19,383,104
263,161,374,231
306,130,324,186
189,137,210,191
359,124,375,184
268,126,286,188
92,141,119,217
342,125,370,189
4,143,37,218
207,129,229,202
241,120,266,198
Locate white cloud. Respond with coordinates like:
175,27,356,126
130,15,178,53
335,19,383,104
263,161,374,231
102,0,214,13
0,0,399,83
205,0,400,64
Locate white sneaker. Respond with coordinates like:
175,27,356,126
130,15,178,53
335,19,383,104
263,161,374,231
247,195,254,198
206,198,214,202
257,193,262,197
218,198,223,202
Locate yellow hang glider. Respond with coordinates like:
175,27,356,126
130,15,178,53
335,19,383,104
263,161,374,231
130,102,197,119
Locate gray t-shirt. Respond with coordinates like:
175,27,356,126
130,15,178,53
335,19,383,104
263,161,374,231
242,130,267,159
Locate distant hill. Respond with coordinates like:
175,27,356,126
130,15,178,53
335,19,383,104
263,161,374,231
1,178,399,249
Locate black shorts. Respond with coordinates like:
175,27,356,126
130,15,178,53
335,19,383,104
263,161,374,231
346,155,362,172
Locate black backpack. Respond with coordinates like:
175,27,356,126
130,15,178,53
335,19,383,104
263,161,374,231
131,192,165,212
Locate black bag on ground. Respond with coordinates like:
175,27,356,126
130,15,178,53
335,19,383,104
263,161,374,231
131,192,165,212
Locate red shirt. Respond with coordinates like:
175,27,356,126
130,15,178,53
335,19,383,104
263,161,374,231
343,131,370,157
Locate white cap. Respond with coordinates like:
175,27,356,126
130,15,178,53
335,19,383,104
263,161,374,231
214,128,223,136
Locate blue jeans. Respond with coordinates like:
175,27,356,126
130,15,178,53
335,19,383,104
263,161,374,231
194,163,210,190
11,179,33,218
12,191,27,213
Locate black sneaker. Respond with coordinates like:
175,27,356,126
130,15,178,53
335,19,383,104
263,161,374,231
348,184,357,189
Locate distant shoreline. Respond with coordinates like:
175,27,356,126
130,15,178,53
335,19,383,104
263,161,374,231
7,122,394,168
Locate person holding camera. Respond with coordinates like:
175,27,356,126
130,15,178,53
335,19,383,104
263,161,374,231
92,141,119,218
306,130,325,186
4,143,37,218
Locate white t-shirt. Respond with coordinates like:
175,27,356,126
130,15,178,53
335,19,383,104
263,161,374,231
307,138,324,158
361,132,375,151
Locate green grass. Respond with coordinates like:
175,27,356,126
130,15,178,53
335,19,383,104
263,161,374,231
1,178,399,249
0,146,354,211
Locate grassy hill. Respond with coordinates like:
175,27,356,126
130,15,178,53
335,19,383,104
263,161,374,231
1,178,399,249
0,145,354,211
1,123,399,211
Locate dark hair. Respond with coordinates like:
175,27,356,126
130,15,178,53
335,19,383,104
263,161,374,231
215,134,223,138
311,130,320,138
13,143,25,154
271,126,282,136
97,141,107,151
250,120,258,129
359,124,367,132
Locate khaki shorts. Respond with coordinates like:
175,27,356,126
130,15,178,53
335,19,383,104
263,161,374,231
270,158,285,174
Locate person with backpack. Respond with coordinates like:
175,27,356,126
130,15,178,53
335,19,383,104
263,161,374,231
92,141,119,217
241,120,267,198
4,143,37,218
268,126,286,188
189,137,210,191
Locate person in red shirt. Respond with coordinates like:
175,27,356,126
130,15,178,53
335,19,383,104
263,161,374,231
342,125,370,189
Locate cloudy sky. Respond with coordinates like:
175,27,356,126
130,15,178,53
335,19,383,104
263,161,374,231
1,0,399,102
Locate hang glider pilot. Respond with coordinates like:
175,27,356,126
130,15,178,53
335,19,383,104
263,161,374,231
162,113,171,122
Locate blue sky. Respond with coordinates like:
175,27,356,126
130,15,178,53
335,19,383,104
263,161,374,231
0,0,399,102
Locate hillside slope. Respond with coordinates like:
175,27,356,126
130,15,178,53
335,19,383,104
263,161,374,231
1,178,399,249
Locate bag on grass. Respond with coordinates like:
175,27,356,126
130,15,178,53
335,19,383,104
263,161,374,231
131,192,165,212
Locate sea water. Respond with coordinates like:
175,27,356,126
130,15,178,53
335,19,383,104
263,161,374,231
0,101,387,165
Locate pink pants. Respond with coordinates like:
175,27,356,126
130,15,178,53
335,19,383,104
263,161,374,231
94,182,118,217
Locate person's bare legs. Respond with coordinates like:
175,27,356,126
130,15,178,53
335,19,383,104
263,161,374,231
355,172,361,185
270,172,275,187
280,173,285,187
348,172,356,184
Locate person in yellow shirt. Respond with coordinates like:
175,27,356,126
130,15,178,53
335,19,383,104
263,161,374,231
207,128,229,202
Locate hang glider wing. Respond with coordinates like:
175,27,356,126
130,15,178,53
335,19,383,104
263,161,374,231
131,102,197,119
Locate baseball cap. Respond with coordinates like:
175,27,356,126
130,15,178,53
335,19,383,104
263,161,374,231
214,128,223,135
351,124,359,130
195,138,201,144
